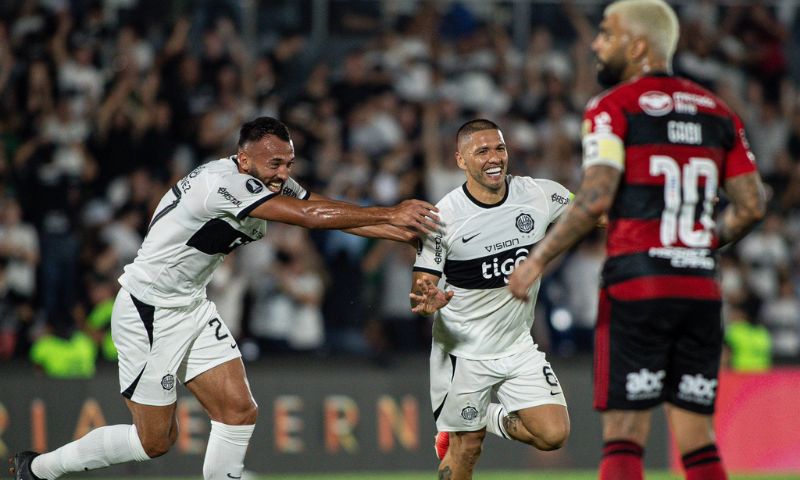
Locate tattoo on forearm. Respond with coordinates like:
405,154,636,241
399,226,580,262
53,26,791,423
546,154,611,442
535,166,620,264
438,466,453,479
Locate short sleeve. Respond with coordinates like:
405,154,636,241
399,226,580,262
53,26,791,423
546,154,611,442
413,232,446,277
534,178,572,223
207,174,277,220
724,114,758,179
582,93,627,170
281,177,311,200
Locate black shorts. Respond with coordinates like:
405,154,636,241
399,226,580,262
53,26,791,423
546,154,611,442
593,288,722,415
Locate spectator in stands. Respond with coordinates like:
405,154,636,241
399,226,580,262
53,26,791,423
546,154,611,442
723,306,772,372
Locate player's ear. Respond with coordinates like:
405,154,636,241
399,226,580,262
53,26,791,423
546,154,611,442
629,36,648,63
455,152,466,170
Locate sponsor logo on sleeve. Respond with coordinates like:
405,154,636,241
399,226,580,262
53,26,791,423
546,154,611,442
551,193,569,205
593,111,612,133
217,188,243,207
246,178,264,194
433,235,443,264
282,186,299,198
638,91,673,116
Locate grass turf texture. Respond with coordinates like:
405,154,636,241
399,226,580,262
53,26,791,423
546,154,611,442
94,472,799,480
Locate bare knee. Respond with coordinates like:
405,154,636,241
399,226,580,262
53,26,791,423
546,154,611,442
139,430,177,458
220,398,258,425
534,421,570,451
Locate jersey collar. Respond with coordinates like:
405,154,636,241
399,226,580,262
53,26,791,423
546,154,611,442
461,177,510,209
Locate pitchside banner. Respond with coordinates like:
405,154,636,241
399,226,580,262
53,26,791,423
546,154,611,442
1,356,674,475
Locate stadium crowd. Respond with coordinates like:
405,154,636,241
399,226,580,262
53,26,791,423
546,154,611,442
0,0,799,373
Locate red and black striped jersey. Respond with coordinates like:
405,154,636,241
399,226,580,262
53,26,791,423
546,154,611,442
582,73,758,301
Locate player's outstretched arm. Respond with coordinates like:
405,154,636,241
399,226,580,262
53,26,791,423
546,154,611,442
248,195,440,234
509,165,620,301
717,172,766,249
410,272,453,316
306,192,422,244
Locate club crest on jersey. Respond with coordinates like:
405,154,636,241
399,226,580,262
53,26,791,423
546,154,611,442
515,213,534,233
638,91,673,116
246,178,264,194
461,404,479,423
161,374,175,391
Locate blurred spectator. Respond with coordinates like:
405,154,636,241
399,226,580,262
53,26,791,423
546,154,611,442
737,213,791,301
759,276,800,361
248,225,325,353
29,324,97,378
0,197,40,304
0,259,20,360
558,231,605,352
723,306,772,373
362,240,429,353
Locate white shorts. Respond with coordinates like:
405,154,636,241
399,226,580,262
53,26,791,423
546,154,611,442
430,342,567,432
111,289,240,406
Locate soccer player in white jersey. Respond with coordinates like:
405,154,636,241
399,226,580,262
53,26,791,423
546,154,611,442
11,117,440,480
410,119,571,479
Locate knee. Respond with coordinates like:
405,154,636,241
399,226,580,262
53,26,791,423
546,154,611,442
534,421,570,451
139,432,176,458
222,398,259,425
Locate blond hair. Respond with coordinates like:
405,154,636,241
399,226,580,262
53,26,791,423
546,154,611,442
606,0,679,63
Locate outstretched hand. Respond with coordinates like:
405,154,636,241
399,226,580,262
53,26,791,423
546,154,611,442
410,278,454,316
507,258,545,302
391,200,441,236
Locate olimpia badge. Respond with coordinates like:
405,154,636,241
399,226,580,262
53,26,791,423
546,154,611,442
515,213,534,233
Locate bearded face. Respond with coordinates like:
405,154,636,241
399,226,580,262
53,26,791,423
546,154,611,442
596,49,627,89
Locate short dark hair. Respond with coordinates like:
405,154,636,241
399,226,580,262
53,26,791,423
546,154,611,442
456,119,500,147
238,117,292,148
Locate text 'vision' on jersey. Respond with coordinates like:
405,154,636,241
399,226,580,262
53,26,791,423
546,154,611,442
414,176,571,359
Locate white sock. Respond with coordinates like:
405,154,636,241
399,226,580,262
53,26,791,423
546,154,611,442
202,421,255,480
484,403,510,439
31,425,149,479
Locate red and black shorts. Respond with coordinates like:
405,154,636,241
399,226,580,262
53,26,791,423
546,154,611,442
593,288,722,415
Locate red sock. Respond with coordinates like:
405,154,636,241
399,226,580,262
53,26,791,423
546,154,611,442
599,440,644,480
682,444,727,480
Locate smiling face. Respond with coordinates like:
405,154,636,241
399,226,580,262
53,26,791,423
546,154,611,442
456,128,508,203
237,134,295,193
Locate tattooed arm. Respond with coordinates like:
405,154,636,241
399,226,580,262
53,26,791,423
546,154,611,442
716,172,766,249
508,165,621,300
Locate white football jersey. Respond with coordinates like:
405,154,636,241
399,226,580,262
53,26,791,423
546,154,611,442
119,156,308,307
414,176,571,359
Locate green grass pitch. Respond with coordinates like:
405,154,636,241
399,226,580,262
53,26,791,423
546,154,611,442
98,472,798,480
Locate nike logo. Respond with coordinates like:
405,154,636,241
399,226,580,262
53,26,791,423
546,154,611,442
550,391,561,396
462,233,480,243
227,474,241,479
230,343,237,349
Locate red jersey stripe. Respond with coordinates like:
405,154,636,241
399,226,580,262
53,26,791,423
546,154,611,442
607,276,721,301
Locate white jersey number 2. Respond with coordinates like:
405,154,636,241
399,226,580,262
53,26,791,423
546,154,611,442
650,155,717,248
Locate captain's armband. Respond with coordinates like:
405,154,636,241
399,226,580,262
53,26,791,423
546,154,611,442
582,132,625,170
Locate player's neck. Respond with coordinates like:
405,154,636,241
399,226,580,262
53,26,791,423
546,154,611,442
625,58,671,82
465,180,506,206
